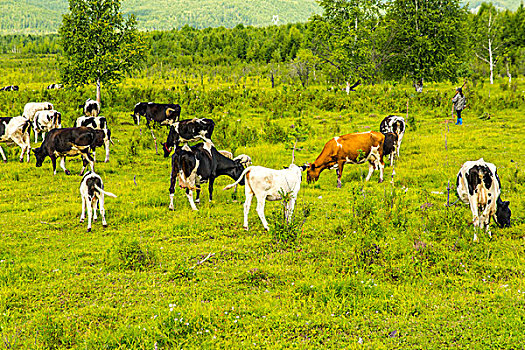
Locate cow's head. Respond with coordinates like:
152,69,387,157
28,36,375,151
33,147,46,167
166,108,180,123
162,142,172,158
132,103,147,125
306,163,321,184
54,111,62,128
495,198,511,228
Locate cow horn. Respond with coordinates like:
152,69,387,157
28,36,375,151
166,108,174,117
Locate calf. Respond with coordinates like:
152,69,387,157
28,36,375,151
33,127,109,175
379,115,406,161
33,110,62,143
162,118,215,157
79,98,100,117
75,116,112,162
307,131,385,187
168,142,245,211
23,102,54,121
79,171,117,232
223,164,307,231
0,116,31,163
456,158,511,241
133,102,182,153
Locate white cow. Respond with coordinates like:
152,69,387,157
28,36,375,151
0,116,31,162
223,164,306,231
79,171,117,232
456,158,511,241
23,102,54,121
33,110,62,143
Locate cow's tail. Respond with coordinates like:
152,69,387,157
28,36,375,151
223,167,251,190
94,184,117,198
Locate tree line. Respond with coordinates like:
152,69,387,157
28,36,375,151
1,1,524,87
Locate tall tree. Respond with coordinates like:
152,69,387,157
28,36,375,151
307,0,389,90
470,3,502,84
59,0,145,103
385,0,467,85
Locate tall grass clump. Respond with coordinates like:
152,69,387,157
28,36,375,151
105,239,157,271
269,189,311,246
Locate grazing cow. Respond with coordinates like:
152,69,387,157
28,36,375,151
0,85,19,91
162,118,215,157
75,116,112,162
46,83,62,89
79,98,100,117
33,110,62,143
0,116,31,163
456,158,511,241
33,127,109,175
379,115,406,161
381,132,399,166
307,131,385,187
79,171,117,232
168,142,245,211
23,102,54,122
223,164,307,231
132,102,182,153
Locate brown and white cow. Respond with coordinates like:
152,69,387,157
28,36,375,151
456,158,511,241
223,164,307,231
33,127,109,175
0,116,31,163
33,110,62,143
307,131,385,187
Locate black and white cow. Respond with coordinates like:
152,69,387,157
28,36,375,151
0,116,31,163
46,83,62,89
0,85,19,91
456,158,511,241
33,110,62,143
33,127,109,175
79,171,117,232
169,142,246,211
79,98,100,117
75,116,112,162
133,102,182,153
23,102,54,122
162,118,215,157
379,115,406,165
382,132,398,166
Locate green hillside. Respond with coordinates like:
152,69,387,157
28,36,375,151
0,0,321,35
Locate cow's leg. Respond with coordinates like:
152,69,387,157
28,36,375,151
151,129,158,155
86,197,93,232
255,195,269,231
397,133,404,157
185,189,198,211
0,146,6,163
99,195,108,228
365,161,375,181
34,129,39,143
243,190,254,230
284,196,297,224
195,183,201,204
104,138,110,162
468,196,480,241
208,178,215,202
23,133,31,162
378,158,384,183
92,197,98,222
336,161,345,188
80,195,86,223
168,170,177,210
80,153,94,175
11,137,27,162
59,156,71,175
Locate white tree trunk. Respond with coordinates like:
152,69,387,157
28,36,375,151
488,38,494,85
96,78,101,104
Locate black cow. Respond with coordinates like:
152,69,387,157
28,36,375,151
132,102,182,153
168,142,245,211
162,118,215,157
381,132,399,166
0,85,19,91
33,127,109,175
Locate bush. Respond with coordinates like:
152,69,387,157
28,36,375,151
105,239,157,271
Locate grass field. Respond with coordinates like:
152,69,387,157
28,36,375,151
1,67,525,348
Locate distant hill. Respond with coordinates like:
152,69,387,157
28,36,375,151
1,0,523,35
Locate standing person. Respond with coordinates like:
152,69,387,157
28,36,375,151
452,87,467,125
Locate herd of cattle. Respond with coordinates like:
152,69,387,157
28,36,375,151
0,100,512,239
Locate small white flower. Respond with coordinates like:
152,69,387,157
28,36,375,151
358,337,363,344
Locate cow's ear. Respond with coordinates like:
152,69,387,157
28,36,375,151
503,201,510,208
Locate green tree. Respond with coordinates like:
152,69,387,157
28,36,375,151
307,0,388,90
385,0,467,85
59,0,145,103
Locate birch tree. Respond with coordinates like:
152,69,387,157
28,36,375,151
471,3,502,84
59,0,145,103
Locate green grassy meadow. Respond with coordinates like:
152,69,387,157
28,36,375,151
1,58,525,348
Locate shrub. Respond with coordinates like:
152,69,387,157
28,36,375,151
105,239,157,271
269,190,311,246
